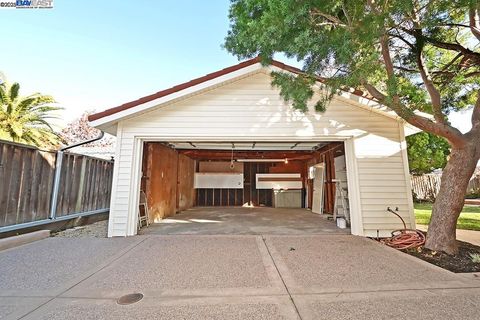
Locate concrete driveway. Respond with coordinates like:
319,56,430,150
1,234,480,319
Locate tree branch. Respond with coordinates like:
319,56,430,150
361,82,387,101
399,27,480,64
439,53,463,72
388,31,415,49
380,35,395,79
379,34,403,107
310,9,347,28
361,3,467,146
407,115,467,147
341,4,352,26
394,65,418,73
469,6,480,42
472,90,480,129
361,80,467,147
413,30,446,124
423,37,480,63
465,71,480,78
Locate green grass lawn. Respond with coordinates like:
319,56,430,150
415,202,480,231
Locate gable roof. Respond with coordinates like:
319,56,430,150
87,57,426,136
88,57,372,124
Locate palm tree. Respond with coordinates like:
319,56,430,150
0,80,62,147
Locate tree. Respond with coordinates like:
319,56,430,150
60,111,115,147
225,0,480,254
407,132,450,175
0,80,62,147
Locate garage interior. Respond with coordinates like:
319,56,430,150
139,141,350,235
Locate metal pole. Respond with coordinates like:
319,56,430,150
49,151,64,219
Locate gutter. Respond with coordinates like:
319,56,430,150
60,130,105,151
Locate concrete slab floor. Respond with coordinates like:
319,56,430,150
0,297,50,320
265,235,467,294
1,234,480,319
63,235,286,299
293,288,480,320
140,207,350,235
21,296,299,320
0,237,142,297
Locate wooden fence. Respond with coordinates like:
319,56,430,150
411,173,480,201
0,140,114,228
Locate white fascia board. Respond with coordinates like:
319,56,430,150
89,63,264,129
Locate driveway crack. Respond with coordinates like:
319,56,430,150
261,235,303,320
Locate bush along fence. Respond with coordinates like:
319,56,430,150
0,139,113,232
411,172,480,201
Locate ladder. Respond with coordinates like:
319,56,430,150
138,190,150,230
333,179,350,225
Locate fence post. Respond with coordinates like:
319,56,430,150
49,151,64,219
75,157,87,213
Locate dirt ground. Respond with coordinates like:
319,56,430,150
406,240,480,273
52,220,108,238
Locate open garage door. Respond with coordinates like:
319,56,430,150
140,141,349,226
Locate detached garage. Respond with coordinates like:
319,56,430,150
89,57,419,238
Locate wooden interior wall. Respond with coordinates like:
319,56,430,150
269,161,304,174
144,143,178,221
244,162,274,206
142,143,344,214
199,161,244,173
177,154,195,211
194,161,311,207
195,162,274,207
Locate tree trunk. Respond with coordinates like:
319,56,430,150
425,139,480,254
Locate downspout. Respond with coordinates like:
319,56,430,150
49,131,105,219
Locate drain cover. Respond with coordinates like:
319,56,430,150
117,293,144,305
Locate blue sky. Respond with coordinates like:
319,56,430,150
0,1,240,126
0,1,473,132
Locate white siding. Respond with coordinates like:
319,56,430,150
355,132,413,237
108,70,413,237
